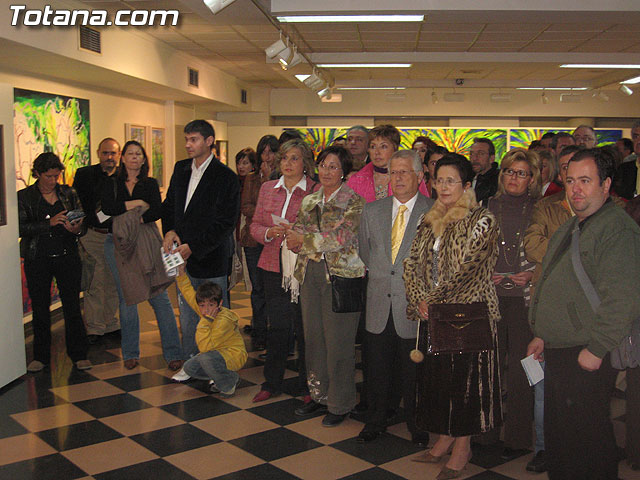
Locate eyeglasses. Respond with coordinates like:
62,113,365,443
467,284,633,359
435,178,463,187
502,168,532,179
318,162,342,172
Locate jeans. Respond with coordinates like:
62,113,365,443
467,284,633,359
243,245,266,343
178,272,228,359
104,234,182,362
184,350,239,392
534,361,545,453
24,253,88,364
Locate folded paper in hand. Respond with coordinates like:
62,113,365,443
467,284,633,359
161,248,184,277
521,354,544,386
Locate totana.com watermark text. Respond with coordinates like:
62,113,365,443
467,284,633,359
9,5,179,27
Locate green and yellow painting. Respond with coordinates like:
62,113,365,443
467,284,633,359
14,88,91,189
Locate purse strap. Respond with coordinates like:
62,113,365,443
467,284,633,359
570,224,601,312
314,204,332,280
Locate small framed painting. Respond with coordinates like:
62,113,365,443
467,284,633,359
216,140,228,165
125,124,149,152
151,127,165,187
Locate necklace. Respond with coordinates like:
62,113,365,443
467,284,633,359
496,197,530,267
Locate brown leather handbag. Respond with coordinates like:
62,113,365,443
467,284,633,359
426,302,493,354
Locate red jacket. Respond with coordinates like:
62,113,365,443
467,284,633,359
347,162,430,203
250,176,317,272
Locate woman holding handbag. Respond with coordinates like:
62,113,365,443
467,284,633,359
285,146,365,427
404,153,502,480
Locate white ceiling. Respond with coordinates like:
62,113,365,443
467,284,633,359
75,0,640,92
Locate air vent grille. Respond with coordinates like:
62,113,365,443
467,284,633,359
188,68,199,87
79,26,101,53
241,89,247,104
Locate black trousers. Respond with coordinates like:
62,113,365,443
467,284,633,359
365,310,422,436
24,253,88,364
497,296,533,449
260,269,307,394
545,346,618,480
626,365,640,465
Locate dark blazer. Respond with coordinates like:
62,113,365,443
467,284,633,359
474,162,500,206
72,164,113,228
358,193,433,339
613,160,637,200
162,157,240,278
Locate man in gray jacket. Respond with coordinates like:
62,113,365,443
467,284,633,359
528,147,640,480
357,150,434,444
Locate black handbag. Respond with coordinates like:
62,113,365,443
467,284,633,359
314,205,364,313
426,302,493,354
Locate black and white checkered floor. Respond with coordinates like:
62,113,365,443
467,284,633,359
1,283,638,479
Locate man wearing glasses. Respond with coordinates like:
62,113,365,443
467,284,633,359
469,138,499,206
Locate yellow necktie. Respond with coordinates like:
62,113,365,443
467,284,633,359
391,205,407,263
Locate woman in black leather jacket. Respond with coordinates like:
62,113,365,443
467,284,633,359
18,152,91,373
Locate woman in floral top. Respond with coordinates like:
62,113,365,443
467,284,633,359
286,146,366,427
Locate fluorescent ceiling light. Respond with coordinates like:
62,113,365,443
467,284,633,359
295,74,310,82
621,75,640,85
277,15,424,23
317,63,412,68
560,64,640,69
560,93,582,103
517,87,588,91
336,87,406,90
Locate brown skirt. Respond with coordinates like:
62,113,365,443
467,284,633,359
416,346,502,437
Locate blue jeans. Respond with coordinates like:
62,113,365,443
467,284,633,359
178,272,228,359
534,361,546,453
104,234,182,362
243,246,266,342
183,350,239,392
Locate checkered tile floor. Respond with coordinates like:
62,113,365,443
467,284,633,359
3,283,639,479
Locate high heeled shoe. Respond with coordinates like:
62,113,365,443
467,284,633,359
436,451,472,479
411,450,444,463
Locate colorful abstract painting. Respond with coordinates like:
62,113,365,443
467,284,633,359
151,127,165,187
400,128,508,162
14,88,91,189
294,127,348,158
509,128,622,150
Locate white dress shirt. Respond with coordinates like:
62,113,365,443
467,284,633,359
184,152,214,212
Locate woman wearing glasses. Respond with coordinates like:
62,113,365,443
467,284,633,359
487,148,542,460
404,153,501,479
285,146,365,427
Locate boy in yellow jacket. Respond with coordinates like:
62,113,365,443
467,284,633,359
171,272,248,397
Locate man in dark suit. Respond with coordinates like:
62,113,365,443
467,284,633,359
162,120,240,359
357,150,434,445
613,119,640,199
72,137,120,343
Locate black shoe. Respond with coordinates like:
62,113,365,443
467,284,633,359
501,447,529,462
87,334,102,345
526,450,548,472
357,428,383,443
412,433,430,448
351,401,368,415
295,401,328,417
322,413,347,427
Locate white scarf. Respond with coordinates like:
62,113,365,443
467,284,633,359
281,242,300,303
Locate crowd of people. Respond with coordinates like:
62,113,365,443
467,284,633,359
18,119,640,480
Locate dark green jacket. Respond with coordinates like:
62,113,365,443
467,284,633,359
529,199,640,358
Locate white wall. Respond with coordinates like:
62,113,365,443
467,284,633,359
0,82,27,387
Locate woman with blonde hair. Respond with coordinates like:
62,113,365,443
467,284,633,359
487,147,541,459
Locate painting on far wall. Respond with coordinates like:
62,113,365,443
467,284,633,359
509,128,623,150
125,123,148,151
0,125,5,227
14,88,91,189
151,127,165,187
216,140,228,165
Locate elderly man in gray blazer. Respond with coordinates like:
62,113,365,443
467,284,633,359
357,149,434,444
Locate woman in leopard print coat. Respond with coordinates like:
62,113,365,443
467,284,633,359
403,153,502,479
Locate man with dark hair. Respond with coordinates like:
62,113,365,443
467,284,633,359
539,132,555,151
528,147,640,479
162,119,240,360
346,125,370,171
72,138,121,343
470,137,499,206
551,132,576,158
613,120,640,199
617,137,634,160
278,129,303,145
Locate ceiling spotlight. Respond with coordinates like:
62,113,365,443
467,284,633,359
541,91,549,104
318,86,332,99
431,89,439,104
203,0,236,14
265,38,287,58
304,72,324,91
620,84,634,96
592,90,610,102
278,46,301,70
295,74,310,82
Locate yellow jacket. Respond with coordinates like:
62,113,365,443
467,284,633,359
176,274,248,371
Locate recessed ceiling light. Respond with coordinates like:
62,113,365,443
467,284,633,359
317,63,412,68
336,87,406,90
560,64,640,69
295,74,310,82
277,15,424,23
621,75,640,85
517,87,588,91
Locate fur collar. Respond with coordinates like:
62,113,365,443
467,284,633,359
423,188,478,237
